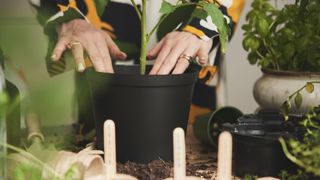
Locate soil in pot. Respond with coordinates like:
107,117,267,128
85,65,199,163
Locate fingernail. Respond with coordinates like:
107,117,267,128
147,55,155,60
120,52,127,59
77,63,85,72
51,54,57,61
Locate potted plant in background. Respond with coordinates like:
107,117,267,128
242,0,320,114
86,0,230,163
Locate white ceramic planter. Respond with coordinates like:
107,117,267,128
253,69,320,114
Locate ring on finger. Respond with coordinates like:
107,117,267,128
67,41,81,49
179,54,193,64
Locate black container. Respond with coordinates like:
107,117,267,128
85,65,198,163
221,111,301,177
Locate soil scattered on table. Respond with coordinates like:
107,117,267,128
117,159,217,180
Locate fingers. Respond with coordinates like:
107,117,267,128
149,44,172,75
94,36,114,73
172,44,198,74
52,37,70,61
150,31,212,75
157,43,187,75
196,40,212,66
147,38,165,59
82,40,108,73
196,47,209,66
53,19,117,73
69,42,86,72
103,31,127,60
172,57,190,74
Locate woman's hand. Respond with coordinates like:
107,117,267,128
51,19,126,73
148,31,213,75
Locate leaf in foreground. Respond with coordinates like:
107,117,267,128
160,0,176,14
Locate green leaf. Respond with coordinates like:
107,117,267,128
283,43,295,59
157,4,195,40
191,8,207,20
160,0,176,14
282,28,295,40
260,57,271,69
251,37,260,51
256,17,269,37
243,35,260,52
294,92,303,109
281,99,291,121
305,82,314,93
248,52,258,65
243,36,252,51
202,3,229,53
242,24,251,31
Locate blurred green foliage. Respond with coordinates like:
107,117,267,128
243,0,320,72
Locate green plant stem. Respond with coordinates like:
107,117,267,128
0,142,62,179
130,0,141,19
140,0,147,75
263,38,280,70
288,81,320,99
279,138,306,169
279,137,320,176
256,50,265,59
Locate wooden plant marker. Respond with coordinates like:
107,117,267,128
104,120,137,180
217,131,233,180
165,127,202,180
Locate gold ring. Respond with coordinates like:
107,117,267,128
179,54,193,63
67,41,81,49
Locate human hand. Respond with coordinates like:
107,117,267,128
51,19,126,73
148,31,213,75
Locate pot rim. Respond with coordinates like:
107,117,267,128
262,68,320,77
85,65,199,87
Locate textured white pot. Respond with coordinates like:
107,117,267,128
253,69,320,114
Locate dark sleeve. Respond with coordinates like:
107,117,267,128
181,0,245,46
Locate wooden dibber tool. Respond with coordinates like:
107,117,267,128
103,120,137,180
165,127,202,180
217,131,233,180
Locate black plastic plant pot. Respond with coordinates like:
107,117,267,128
233,133,297,177
224,111,301,177
85,65,198,163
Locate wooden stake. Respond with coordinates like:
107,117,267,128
173,127,186,180
104,120,117,179
103,120,138,180
217,131,233,180
165,128,202,180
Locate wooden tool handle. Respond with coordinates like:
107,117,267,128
26,112,44,142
